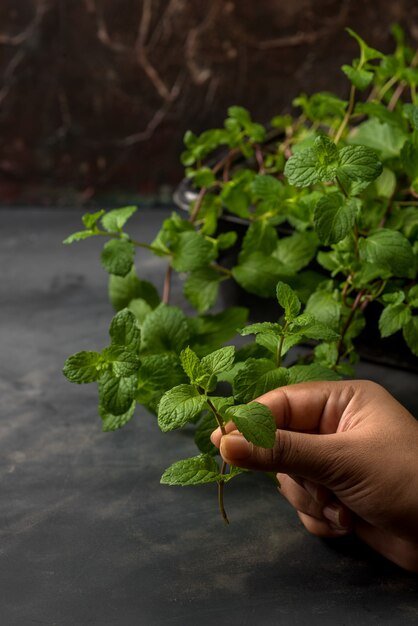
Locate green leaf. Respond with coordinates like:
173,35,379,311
252,175,283,208
189,307,248,353
284,136,339,187
232,252,282,297
136,354,187,411
239,221,278,262
374,168,396,198
273,231,318,272
240,322,281,337
403,316,418,356
158,384,207,432
127,298,153,325
201,346,235,376
98,372,137,415
99,400,136,432
161,454,220,486
101,206,137,232
401,138,418,182
349,119,407,160
184,268,221,313
171,231,216,272
314,193,360,244
341,64,373,91
216,231,237,250
379,304,412,337
101,346,141,377
407,285,418,308
194,412,218,454
63,351,103,384
345,28,384,63
233,358,289,404
109,267,160,311
141,304,190,354
109,309,141,352
276,282,301,321
63,230,96,244
287,363,340,384
337,146,382,183
359,230,415,278
101,239,135,277
82,209,106,229
305,285,341,329
403,104,418,130
179,346,213,390
225,402,276,448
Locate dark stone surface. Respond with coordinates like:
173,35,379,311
0,1,417,205
1,208,418,625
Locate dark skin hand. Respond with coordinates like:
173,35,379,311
211,380,418,573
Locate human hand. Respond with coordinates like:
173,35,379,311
211,380,418,572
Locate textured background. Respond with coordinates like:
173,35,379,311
0,0,417,206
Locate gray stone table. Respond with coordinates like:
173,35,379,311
1,208,418,626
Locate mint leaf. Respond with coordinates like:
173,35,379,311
171,231,216,272
101,239,135,277
63,351,103,383
225,402,276,448
180,346,204,382
305,285,341,328
240,322,281,337
158,384,207,432
161,454,220,486
101,346,140,377
337,145,382,183
403,316,418,356
359,230,415,277
346,28,384,63
314,193,360,244
285,136,339,187
273,231,318,273
239,220,278,262
287,363,340,384
201,346,235,376
342,65,373,91
189,308,248,353
109,309,141,352
349,119,407,160
127,298,152,325
232,252,282,297
136,354,187,412
141,305,190,353
194,412,218,454
276,282,301,321
109,267,160,311
63,230,96,244
184,268,221,313
99,400,136,432
82,210,106,230
101,206,137,232
379,304,412,337
99,372,137,415
233,358,289,404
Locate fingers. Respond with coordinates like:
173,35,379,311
219,429,346,485
278,474,353,532
297,512,352,538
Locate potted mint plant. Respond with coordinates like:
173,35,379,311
63,26,418,522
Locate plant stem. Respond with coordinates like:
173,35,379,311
211,262,233,277
162,264,172,304
334,84,356,144
189,187,207,224
206,397,229,524
337,289,365,362
276,322,288,367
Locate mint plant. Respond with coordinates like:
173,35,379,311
63,26,418,522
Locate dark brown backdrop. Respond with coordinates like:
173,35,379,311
0,0,417,206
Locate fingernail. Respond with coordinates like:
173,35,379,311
210,428,220,445
220,434,251,460
323,503,344,528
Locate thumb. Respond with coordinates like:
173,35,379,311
220,430,345,486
